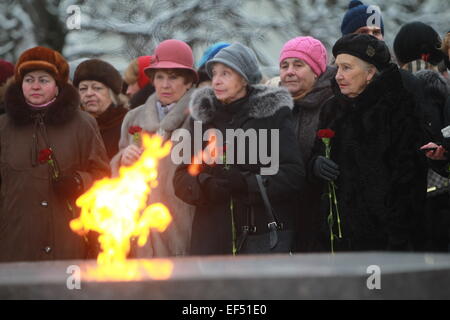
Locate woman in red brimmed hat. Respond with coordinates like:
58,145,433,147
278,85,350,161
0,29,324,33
110,39,197,258
0,46,111,262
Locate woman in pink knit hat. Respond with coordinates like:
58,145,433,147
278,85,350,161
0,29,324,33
278,36,336,252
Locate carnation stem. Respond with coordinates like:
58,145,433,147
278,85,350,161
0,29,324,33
331,182,342,239
327,183,334,254
230,198,236,256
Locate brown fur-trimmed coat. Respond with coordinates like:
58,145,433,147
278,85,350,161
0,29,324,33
0,82,110,262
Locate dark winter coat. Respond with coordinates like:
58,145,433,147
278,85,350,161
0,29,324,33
96,103,128,159
309,64,428,252
173,85,305,255
415,70,450,252
399,67,445,143
291,66,336,252
128,83,155,110
0,82,111,262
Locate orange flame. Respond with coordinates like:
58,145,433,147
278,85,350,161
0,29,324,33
70,134,174,280
187,131,222,176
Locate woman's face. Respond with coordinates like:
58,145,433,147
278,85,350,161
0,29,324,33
22,70,59,105
335,54,375,98
280,58,317,98
126,81,140,97
78,80,113,117
211,63,247,104
153,70,192,105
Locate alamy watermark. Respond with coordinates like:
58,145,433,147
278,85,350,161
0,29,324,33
366,265,381,290
66,265,81,290
366,5,382,29
171,121,280,175
66,5,81,30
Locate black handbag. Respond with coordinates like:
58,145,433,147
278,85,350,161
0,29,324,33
237,175,295,254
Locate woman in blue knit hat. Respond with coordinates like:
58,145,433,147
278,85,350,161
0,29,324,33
196,42,230,88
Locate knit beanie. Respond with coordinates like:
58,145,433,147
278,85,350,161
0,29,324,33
197,42,230,68
206,43,262,85
279,36,328,76
341,0,384,36
393,21,444,66
137,55,152,89
73,59,123,95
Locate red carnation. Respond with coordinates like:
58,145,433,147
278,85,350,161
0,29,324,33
129,125,143,144
128,126,143,135
317,129,335,139
38,148,53,164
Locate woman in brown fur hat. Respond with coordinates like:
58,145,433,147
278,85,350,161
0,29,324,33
73,59,129,159
0,46,111,262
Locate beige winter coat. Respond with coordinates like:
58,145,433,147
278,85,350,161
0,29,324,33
110,90,196,257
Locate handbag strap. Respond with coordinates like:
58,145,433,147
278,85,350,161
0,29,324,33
255,174,280,249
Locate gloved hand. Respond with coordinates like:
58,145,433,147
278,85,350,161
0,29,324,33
197,172,231,203
215,167,247,195
52,172,84,200
313,156,340,181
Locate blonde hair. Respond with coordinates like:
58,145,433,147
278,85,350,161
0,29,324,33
123,58,139,85
440,32,450,54
108,89,129,108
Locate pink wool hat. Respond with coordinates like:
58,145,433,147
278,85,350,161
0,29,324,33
144,39,198,82
279,36,327,76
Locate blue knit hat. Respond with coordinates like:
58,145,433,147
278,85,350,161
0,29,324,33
197,42,230,68
341,0,384,36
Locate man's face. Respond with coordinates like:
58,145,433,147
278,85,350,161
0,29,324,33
354,26,383,40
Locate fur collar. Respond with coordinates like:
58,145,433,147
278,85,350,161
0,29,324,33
414,69,449,100
189,84,293,123
4,81,80,126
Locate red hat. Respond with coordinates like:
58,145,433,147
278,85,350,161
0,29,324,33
137,55,152,89
0,59,14,86
144,39,198,82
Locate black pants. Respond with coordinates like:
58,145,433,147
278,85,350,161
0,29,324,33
425,192,450,252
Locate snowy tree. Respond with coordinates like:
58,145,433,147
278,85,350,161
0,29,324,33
0,0,448,72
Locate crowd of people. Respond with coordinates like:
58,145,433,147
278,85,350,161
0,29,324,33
0,0,449,262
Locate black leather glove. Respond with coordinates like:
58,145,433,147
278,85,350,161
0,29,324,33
313,156,340,181
53,172,84,200
197,172,231,203
216,167,247,195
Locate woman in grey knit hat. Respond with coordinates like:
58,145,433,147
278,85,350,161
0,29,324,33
173,43,305,255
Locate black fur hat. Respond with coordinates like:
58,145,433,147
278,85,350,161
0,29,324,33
333,33,391,71
393,22,444,66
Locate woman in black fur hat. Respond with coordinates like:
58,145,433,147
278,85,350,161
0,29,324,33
309,34,428,252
